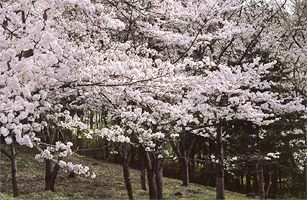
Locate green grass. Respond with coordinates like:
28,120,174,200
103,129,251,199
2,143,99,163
0,145,255,199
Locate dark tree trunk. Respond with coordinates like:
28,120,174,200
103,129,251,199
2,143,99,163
102,139,106,160
129,146,137,166
253,172,258,194
170,134,196,187
140,163,147,190
103,139,109,161
256,160,265,200
246,173,252,194
10,143,19,197
147,166,158,199
256,129,265,200
45,159,52,189
155,155,163,200
45,161,60,191
44,125,60,191
190,152,196,181
117,143,134,199
233,176,240,192
216,124,225,200
142,148,157,199
181,158,189,186
265,172,273,198
139,150,147,190
122,159,134,199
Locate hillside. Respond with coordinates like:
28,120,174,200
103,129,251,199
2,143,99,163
0,145,254,199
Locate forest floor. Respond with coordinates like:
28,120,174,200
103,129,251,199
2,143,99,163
0,145,255,199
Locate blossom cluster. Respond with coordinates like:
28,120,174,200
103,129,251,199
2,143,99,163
59,161,96,179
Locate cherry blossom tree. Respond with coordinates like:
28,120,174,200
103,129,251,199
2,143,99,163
1,0,306,199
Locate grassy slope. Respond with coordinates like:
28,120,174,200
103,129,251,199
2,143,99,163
0,145,254,199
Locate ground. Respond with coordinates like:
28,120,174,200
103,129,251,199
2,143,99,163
0,145,255,199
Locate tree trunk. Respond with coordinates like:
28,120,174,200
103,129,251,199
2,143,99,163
140,164,147,190
139,150,147,190
216,124,225,200
233,176,240,192
10,143,19,197
246,173,252,194
170,134,195,187
190,152,196,181
265,172,273,198
129,146,137,166
256,160,265,200
147,166,158,199
181,158,189,186
45,159,52,190
256,128,265,200
155,155,163,200
122,159,134,199
117,143,134,199
45,160,60,191
142,148,157,199
253,172,258,195
44,126,60,192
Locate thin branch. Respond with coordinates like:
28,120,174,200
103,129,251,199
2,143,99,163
172,32,200,64
56,74,168,89
0,147,13,161
217,36,236,64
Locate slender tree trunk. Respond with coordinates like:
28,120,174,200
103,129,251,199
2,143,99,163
256,160,265,200
44,125,60,191
129,146,137,166
142,148,157,199
45,128,52,191
170,140,186,186
170,134,195,187
246,173,251,194
216,124,225,200
253,172,258,195
102,139,106,160
181,158,189,186
45,159,52,190
183,136,196,186
139,150,147,190
140,167,147,190
117,143,134,200
122,159,134,199
190,152,196,181
10,143,19,197
155,155,163,200
265,172,273,198
256,129,265,200
147,166,158,199
233,176,240,192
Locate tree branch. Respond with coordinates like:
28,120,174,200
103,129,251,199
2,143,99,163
0,147,13,161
